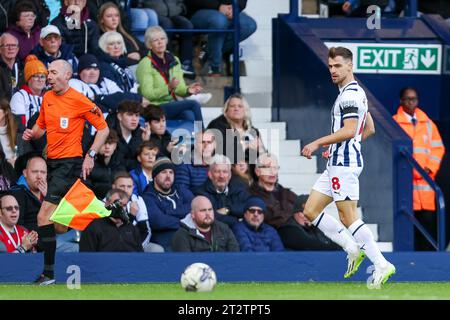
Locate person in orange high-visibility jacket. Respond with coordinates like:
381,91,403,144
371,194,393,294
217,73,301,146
393,87,445,251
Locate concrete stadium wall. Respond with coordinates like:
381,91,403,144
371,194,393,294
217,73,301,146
1,252,449,283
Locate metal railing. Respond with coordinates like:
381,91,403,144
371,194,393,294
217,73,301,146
127,0,241,94
288,0,418,17
399,148,446,251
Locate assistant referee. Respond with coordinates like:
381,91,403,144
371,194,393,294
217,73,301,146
23,59,109,285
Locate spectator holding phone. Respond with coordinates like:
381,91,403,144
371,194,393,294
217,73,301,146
144,105,182,158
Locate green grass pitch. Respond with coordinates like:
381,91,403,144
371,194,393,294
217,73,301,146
0,282,449,300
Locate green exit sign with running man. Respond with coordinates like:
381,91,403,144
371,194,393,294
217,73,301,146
325,42,442,75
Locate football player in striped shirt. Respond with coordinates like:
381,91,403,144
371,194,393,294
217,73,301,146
301,46,395,288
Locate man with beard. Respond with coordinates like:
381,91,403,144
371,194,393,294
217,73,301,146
141,156,194,251
172,196,239,252
22,59,109,285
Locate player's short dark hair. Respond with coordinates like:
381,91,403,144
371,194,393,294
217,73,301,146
137,140,159,155
113,171,132,183
105,129,119,144
143,105,165,122
328,47,353,62
118,100,141,114
399,87,418,99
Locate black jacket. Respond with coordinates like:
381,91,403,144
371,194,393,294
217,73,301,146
172,214,239,252
79,217,144,252
32,43,79,73
150,130,172,158
97,50,136,92
194,177,251,227
106,114,143,171
0,58,24,101
88,151,127,199
207,114,261,163
51,9,100,57
9,181,42,232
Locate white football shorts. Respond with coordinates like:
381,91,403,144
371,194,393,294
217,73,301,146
312,165,363,201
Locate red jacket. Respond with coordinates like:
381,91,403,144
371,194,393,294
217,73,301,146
0,223,28,253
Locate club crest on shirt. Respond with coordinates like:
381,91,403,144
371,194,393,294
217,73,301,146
60,117,69,129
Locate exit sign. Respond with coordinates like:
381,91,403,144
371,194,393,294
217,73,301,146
325,42,442,75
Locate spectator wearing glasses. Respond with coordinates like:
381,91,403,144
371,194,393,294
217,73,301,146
232,196,284,252
7,1,41,61
32,25,79,76
10,55,47,129
0,33,24,100
0,193,39,253
249,153,296,229
393,87,445,251
175,129,216,191
194,154,250,228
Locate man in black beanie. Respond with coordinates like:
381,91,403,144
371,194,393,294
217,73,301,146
141,157,194,250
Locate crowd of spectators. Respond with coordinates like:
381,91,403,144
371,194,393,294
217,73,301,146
2,0,434,256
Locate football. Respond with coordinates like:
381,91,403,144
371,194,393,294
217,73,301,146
180,263,217,292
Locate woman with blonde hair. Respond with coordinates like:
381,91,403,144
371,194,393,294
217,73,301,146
98,2,147,63
136,26,204,124
0,99,19,166
98,31,137,92
207,93,266,163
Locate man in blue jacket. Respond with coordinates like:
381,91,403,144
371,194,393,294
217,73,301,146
142,156,194,250
232,197,284,252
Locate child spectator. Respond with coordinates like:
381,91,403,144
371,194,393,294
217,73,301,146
129,140,159,196
89,129,126,199
106,100,151,170
144,105,177,158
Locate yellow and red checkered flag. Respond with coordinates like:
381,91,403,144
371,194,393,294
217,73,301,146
50,179,111,231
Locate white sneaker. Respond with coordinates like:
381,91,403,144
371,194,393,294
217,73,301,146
370,262,396,289
186,93,212,104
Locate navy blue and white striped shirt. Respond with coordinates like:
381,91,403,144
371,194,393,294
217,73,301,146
328,81,368,168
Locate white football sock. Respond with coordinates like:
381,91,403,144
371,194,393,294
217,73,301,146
348,219,388,267
312,213,359,255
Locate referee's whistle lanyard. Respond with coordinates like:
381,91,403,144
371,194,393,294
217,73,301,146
0,221,21,249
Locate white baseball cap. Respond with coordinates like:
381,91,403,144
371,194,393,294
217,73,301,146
40,25,61,39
